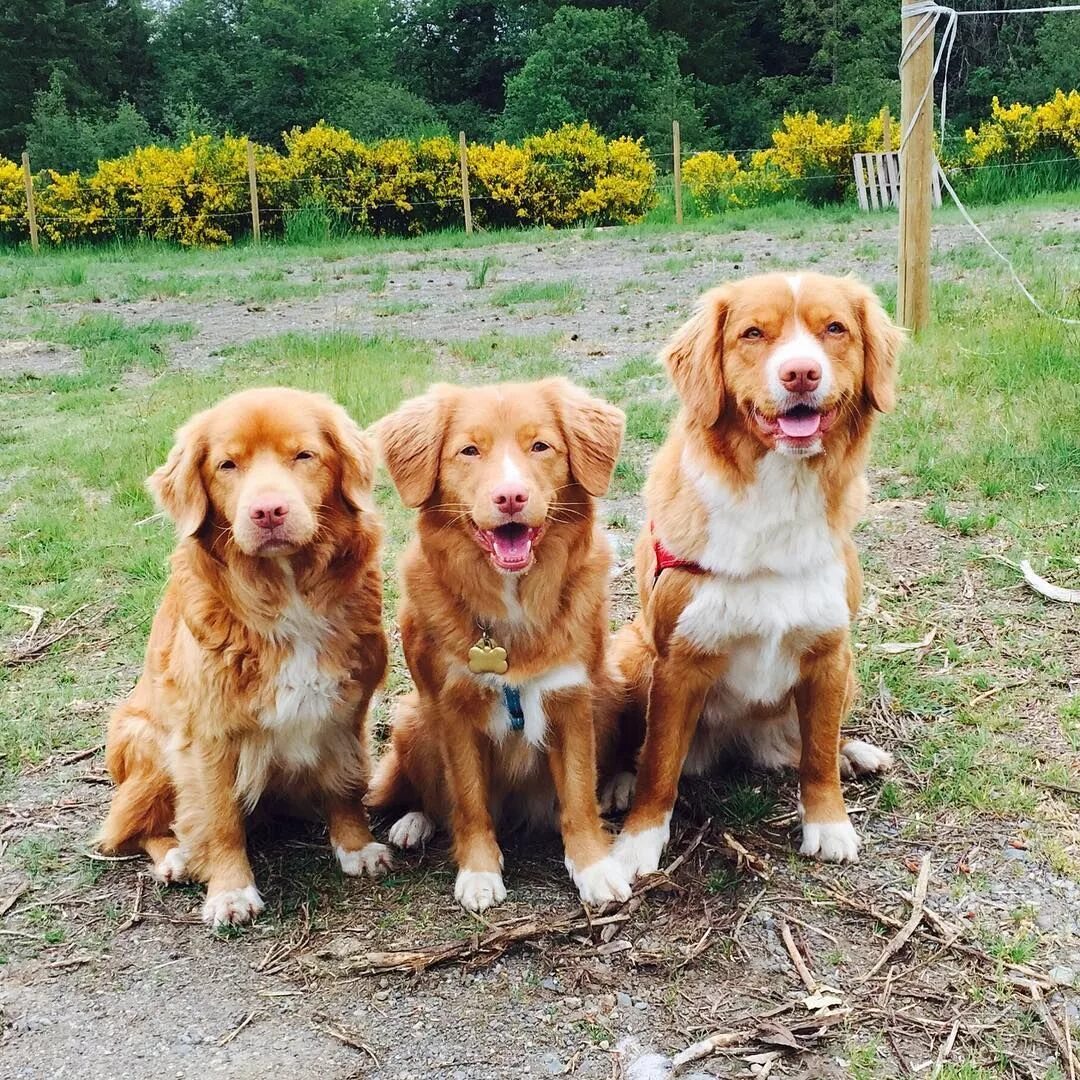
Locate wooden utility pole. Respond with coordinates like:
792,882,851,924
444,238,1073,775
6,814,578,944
898,7,934,331
246,142,261,245
458,131,473,236
672,120,683,226
21,152,39,253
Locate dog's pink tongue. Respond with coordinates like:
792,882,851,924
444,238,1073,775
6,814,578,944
777,411,822,438
492,529,532,564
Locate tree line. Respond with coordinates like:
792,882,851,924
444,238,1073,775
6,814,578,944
3,0,1076,172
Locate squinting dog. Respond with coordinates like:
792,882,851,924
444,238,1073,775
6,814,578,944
367,378,634,912
612,272,903,882
97,387,391,927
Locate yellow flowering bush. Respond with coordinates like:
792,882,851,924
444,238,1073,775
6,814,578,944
964,90,1080,164
0,156,26,244
682,151,783,214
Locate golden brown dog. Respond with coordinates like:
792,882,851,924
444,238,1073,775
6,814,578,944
612,272,903,881
97,387,391,928
367,378,633,912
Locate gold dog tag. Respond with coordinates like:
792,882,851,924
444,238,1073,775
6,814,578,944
468,627,509,675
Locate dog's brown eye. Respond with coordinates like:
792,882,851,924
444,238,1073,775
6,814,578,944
741,326,763,340
531,441,550,453
826,321,846,335
460,445,480,457
218,460,237,471
294,450,314,461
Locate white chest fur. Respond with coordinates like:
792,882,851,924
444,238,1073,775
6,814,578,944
467,662,589,750
672,448,849,709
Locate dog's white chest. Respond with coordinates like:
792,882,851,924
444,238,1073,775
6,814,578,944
473,663,589,751
260,593,340,745
673,450,849,708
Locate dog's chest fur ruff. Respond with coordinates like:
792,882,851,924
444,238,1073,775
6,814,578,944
672,449,849,713
234,575,351,806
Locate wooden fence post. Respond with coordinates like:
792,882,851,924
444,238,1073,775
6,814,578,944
898,6,934,332
458,131,473,236
21,152,39,253
672,120,683,226
246,141,261,245
881,106,892,153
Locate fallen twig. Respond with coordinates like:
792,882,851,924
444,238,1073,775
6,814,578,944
0,883,29,918
870,627,937,655
671,1030,751,1070
860,853,931,982
1029,983,1080,1078
779,918,817,993
930,1017,961,1078
114,874,145,934
311,1014,380,1065
1020,560,1080,604
218,1009,257,1047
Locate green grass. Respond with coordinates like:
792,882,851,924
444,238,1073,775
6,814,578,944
491,279,584,314
0,331,431,779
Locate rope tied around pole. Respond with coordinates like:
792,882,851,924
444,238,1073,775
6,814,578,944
898,1,1080,325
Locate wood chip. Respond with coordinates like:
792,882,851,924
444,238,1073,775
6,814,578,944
1020,560,1080,604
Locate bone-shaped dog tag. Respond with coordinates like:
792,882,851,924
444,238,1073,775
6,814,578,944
468,639,509,675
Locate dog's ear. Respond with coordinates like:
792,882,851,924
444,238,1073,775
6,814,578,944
852,281,905,414
547,379,625,498
374,386,450,508
148,414,209,537
663,285,730,429
321,399,376,511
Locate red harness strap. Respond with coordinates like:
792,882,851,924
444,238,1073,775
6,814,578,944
651,523,707,582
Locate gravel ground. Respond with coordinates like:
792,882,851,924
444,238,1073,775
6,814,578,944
2,204,1078,1079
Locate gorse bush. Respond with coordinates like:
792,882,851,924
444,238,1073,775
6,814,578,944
2,121,656,247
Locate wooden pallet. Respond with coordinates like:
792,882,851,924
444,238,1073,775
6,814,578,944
853,152,942,212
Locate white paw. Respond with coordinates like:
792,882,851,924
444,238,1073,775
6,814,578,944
202,884,264,928
612,815,671,882
800,819,860,863
600,772,636,814
840,739,894,778
153,847,189,885
454,869,507,913
387,811,435,850
335,841,393,878
566,854,632,906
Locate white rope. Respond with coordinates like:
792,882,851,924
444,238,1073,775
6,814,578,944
898,1,1080,324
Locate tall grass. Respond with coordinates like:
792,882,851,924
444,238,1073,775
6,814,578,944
950,154,1080,204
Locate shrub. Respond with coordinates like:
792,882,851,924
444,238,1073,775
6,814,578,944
0,156,26,244
964,90,1080,164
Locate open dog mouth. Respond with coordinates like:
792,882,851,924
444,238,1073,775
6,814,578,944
755,403,838,442
474,521,544,572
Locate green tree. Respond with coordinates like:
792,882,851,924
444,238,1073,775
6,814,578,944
325,80,446,141
0,0,156,155
499,6,704,153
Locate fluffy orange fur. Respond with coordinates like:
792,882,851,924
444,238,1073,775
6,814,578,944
612,272,905,880
367,378,635,912
97,387,390,928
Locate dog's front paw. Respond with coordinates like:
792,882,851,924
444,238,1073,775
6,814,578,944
454,869,506,913
567,854,632,906
600,771,636,815
612,815,671,882
387,811,435,850
840,739,894,778
152,846,190,885
800,819,860,863
202,884,264,928
335,841,393,878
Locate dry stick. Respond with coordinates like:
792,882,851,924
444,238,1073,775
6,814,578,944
21,152,39,253
218,1009,257,1047
930,1017,961,1078
1066,1000,1076,1080
0,883,29,918
114,874,145,934
458,131,472,236
246,141,260,245
312,1016,380,1065
779,918,817,993
859,852,931,982
1029,984,1080,1078
671,1030,751,1070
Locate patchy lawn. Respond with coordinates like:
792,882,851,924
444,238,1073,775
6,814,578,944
1,195,1078,1079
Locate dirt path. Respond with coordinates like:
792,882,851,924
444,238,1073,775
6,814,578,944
2,204,1079,1079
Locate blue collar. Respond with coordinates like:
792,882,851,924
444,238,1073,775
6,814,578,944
503,685,525,732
